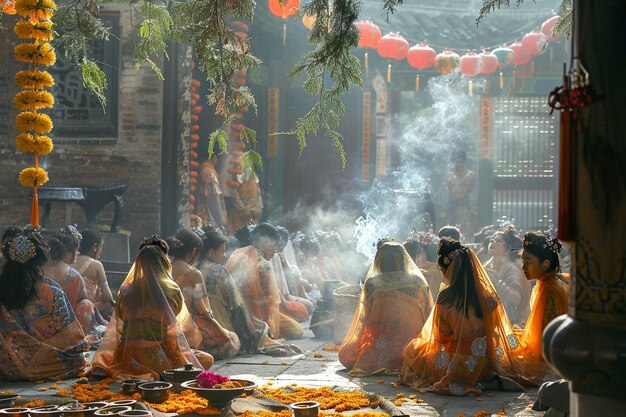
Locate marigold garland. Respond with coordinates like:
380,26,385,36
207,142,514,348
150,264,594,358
16,133,54,154
14,41,56,66
19,167,49,188
259,386,378,412
16,111,53,133
14,20,54,41
14,0,56,21
14,90,55,110
15,70,55,89
22,400,46,407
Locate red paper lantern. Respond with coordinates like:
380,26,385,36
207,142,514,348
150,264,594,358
407,44,436,69
521,31,547,55
377,33,409,60
434,50,460,75
460,52,482,77
268,0,299,19
302,14,316,30
355,20,381,49
479,51,499,74
509,42,532,66
541,16,560,41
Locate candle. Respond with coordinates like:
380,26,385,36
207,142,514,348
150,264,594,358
499,71,504,89
415,75,420,92
387,64,391,83
468,80,473,96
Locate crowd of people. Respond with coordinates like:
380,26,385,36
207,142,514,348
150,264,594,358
0,218,569,404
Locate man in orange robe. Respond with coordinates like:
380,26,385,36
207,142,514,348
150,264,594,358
513,231,569,386
226,223,303,340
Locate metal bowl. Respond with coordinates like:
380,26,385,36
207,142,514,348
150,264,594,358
137,382,172,404
104,401,135,409
29,405,62,417
0,408,30,417
161,363,202,384
120,379,145,396
0,395,20,410
118,411,151,417
180,379,255,408
60,402,106,417
290,401,320,417
93,406,133,417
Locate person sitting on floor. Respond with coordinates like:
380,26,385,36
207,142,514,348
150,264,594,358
403,230,443,300
339,240,433,377
73,229,116,319
401,238,524,396
91,236,213,380
0,231,89,380
44,226,107,342
226,223,304,340
169,228,240,359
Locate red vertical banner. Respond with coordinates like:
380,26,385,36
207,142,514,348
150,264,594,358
267,87,280,158
480,96,493,159
361,91,372,182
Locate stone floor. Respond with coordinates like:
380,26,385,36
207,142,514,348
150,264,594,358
0,331,545,417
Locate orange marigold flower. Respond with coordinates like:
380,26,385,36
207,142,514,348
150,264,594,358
4,390,14,395
15,70,54,89
19,166,48,188
16,111,53,133
14,42,56,66
322,345,341,351
14,90,55,110
23,400,46,407
14,0,56,21
313,353,323,358
3,1,16,14
14,20,54,41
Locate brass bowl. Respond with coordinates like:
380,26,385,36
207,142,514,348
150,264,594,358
290,401,320,417
180,379,255,409
0,396,20,410
137,382,172,404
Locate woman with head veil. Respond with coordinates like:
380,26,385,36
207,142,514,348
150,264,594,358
401,238,524,396
338,240,433,377
91,236,213,380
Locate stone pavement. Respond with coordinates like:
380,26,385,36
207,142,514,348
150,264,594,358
0,331,545,417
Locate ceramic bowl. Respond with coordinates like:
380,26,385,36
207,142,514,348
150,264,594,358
137,382,172,404
0,395,20,410
118,410,151,417
0,408,30,417
93,406,133,417
290,401,320,417
180,379,255,408
29,405,62,417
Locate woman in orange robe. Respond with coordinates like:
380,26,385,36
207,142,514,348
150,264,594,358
514,231,569,386
401,238,524,396
338,241,433,377
169,228,240,359
91,237,213,380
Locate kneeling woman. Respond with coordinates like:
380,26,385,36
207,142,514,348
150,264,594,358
169,228,240,359
339,241,433,377
91,237,213,380
401,238,523,395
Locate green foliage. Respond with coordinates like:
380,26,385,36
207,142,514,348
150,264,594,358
133,0,172,79
239,127,257,146
207,130,228,158
382,0,403,17
240,150,264,173
286,0,362,168
81,60,108,108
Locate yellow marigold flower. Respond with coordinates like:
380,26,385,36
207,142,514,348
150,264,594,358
14,90,54,110
14,0,56,21
15,70,54,89
16,111,53,133
14,20,54,41
16,133,53,154
19,167,48,188
14,42,56,66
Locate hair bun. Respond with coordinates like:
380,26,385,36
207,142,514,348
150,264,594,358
140,235,169,254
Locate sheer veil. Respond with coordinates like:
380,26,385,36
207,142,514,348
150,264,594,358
91,245,203,380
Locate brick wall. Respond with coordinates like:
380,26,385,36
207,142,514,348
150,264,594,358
0,5,165,253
